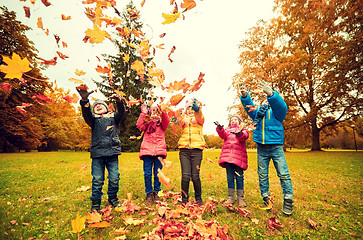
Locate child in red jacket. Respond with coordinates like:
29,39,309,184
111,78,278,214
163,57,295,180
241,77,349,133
136,104,170,206
216,115,249,206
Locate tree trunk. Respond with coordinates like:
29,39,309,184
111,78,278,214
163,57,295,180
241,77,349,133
311,123,321,151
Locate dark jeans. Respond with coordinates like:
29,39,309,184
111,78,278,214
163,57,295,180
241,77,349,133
142,155,163,194
179,148,203,201
90,155,120,201
225,163,244,190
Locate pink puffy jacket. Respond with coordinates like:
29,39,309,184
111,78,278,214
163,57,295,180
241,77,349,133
216,125,249,170
136,112,170,159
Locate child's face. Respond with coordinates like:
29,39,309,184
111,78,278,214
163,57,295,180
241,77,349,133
230,117,240,126
94,103,107,114
186,107,194,116
150,108,160,118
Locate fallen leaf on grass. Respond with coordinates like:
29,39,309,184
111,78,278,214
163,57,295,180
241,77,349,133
251,218,259,225
123,216,145,226
114,227,129,235
88,221,111,228
306,218,318,230
76,186,90,192
267,216,283,230
86,211,102,223
71,213,86,233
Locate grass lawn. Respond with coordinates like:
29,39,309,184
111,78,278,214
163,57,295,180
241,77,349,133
0,150,362,239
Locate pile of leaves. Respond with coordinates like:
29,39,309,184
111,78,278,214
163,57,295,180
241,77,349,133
71,191,253,240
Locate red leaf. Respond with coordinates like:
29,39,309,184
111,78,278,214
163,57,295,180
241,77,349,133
23,6,30,18
0,83,11,92
41,0,51,7
33,94,52,102
168,46,176,63
40,57,57,66
56,51,68,60
267,216,283,230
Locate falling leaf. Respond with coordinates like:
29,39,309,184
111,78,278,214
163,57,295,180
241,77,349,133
69,78,84,85
169,94,185,106
181,0,196,11
33,94,52,102
85,25,111,44
131,60,145,75
41,0,51,7
61,14,71,20
63,94,79,104
162,12,180,24
40,57,57,66
75,69,86,76
56,51,68,60
23,6,30,18
0,53,31,80
168,46,176,63
246,105,258,112
157,169,171,189
159,33,166,38
206,158,215,163
62,41,68,48
71,213,86,233
37,17,43,29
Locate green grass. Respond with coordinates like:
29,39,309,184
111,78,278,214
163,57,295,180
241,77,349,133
0,150,362,239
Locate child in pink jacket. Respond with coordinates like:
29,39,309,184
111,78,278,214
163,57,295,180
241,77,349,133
136,104,170,206
216,115,249,206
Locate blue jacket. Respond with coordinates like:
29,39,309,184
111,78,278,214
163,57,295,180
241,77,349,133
240,91,287,145
80,99,125,158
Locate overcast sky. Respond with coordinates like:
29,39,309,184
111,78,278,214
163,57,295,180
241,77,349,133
1,0,275,135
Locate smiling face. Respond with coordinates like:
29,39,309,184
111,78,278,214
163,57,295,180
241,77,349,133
93,103,108,115
186,107,194,116
230,116,240,126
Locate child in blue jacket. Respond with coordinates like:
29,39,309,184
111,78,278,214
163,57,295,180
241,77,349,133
240,81,293,215
77,87,125,212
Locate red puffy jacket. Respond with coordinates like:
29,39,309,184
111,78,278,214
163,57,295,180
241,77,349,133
136,112,170,159
216,125,249,170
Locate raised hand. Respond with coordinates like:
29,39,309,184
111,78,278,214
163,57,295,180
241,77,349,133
259,81,273,96
141,104,148,114
239,83,248,98
191,98,200,112
76,85,94,101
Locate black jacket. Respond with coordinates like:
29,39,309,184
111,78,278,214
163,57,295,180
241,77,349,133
80,99,125,158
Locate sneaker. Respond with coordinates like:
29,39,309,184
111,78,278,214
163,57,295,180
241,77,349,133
108,197,121,208
91,200,101,213
153,191,160,201
282,199,293,215
145,193,154,206
259,197,272,210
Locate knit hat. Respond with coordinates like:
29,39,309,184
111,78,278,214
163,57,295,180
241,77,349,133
92,99,108,113
228,115,243,127
184,100,193,113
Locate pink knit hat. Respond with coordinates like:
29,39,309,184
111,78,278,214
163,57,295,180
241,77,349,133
184,100,193,113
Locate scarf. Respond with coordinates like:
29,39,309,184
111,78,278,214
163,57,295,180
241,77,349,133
253,103,270,126
147,116,161,134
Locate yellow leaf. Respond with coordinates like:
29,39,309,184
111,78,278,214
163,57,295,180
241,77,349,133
0,53,31,80
88,221,111,228
122,54,130,63
162,12,180,24
123,216,145,226
37,17,43,29
71,213,86,233
131,60,145,75
75,69,86,76
68,78,84,85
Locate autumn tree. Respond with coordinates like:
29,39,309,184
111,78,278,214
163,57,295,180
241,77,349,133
94,3,154,152
36,85,91,151
233,0,362,151
0,7,51,152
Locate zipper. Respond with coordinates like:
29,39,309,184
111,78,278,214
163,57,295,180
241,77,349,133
262,116,265,144
189,118,192,149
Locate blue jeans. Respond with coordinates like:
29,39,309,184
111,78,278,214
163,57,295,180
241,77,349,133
179,149,203,201
90,155,120,201
142,155,163,194
257,144,293,200
225,163,244,190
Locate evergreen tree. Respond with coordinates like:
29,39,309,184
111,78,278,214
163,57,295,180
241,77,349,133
94,2,154,152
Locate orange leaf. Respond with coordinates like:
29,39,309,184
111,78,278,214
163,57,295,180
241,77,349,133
56,51,68,60
95,64,111,74
85,25,110,44
168,46,176,63
69,78,84,85
40,57,57,66
181,0,196,11
0,53,31,80
169,94,185,106
37,17,43,29
157,169,171,189
88,221,111,228
86,211,102,223
62,41,68,48
131,60,145,75
61,14,71,20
